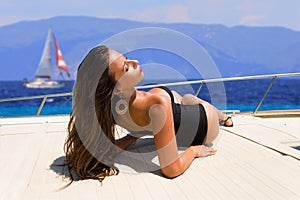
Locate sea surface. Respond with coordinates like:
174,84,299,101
0,78,299,117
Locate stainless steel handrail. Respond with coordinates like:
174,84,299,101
253,76,277,113
0,73,299,116
136,72,300,89
0,92,72,116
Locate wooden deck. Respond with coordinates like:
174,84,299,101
0,114,300,200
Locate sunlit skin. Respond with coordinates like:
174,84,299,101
109,50,231,178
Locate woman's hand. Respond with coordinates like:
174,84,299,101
195,145,217,158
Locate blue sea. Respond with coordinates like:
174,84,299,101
0,78,299,117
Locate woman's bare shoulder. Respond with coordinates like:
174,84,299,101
127,91,170,128
137,90,171,106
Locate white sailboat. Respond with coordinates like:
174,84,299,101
24,28,70,88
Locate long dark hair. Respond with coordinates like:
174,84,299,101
64,45,119,185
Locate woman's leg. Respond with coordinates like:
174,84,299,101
171,90,183,104
181,94,228,121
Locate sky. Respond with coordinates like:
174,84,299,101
0,0,300,31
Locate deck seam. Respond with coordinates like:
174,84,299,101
222,128,300,161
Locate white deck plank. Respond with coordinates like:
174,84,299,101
111,172,136,200
204,163,250,200
0,134,42,199
248,157,300,199
76,180,102,200
133,172,170,200
59,181,81,200
124,173,153,200
1,135,43,199
96,177,118,200
159,178,191,200
200,165,243,200
115,151,153,199
243,161,298,200
27,133,58,196
173,173,208,200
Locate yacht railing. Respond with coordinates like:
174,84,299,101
0,73,299,116
0,92,72,116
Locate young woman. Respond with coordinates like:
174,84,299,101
64,45,233,183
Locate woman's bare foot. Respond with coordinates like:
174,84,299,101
219,116,233,127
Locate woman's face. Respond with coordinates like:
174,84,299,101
109,50,144,89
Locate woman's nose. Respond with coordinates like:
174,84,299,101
128,60,139,69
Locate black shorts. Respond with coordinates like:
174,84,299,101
157,86,208,147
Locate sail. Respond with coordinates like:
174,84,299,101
35,28,52,79
52,33,70,79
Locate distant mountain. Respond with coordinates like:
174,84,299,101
0,16,299,80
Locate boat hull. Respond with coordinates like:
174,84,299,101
24,79,65,88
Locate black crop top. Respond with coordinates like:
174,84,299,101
157,86,208,146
